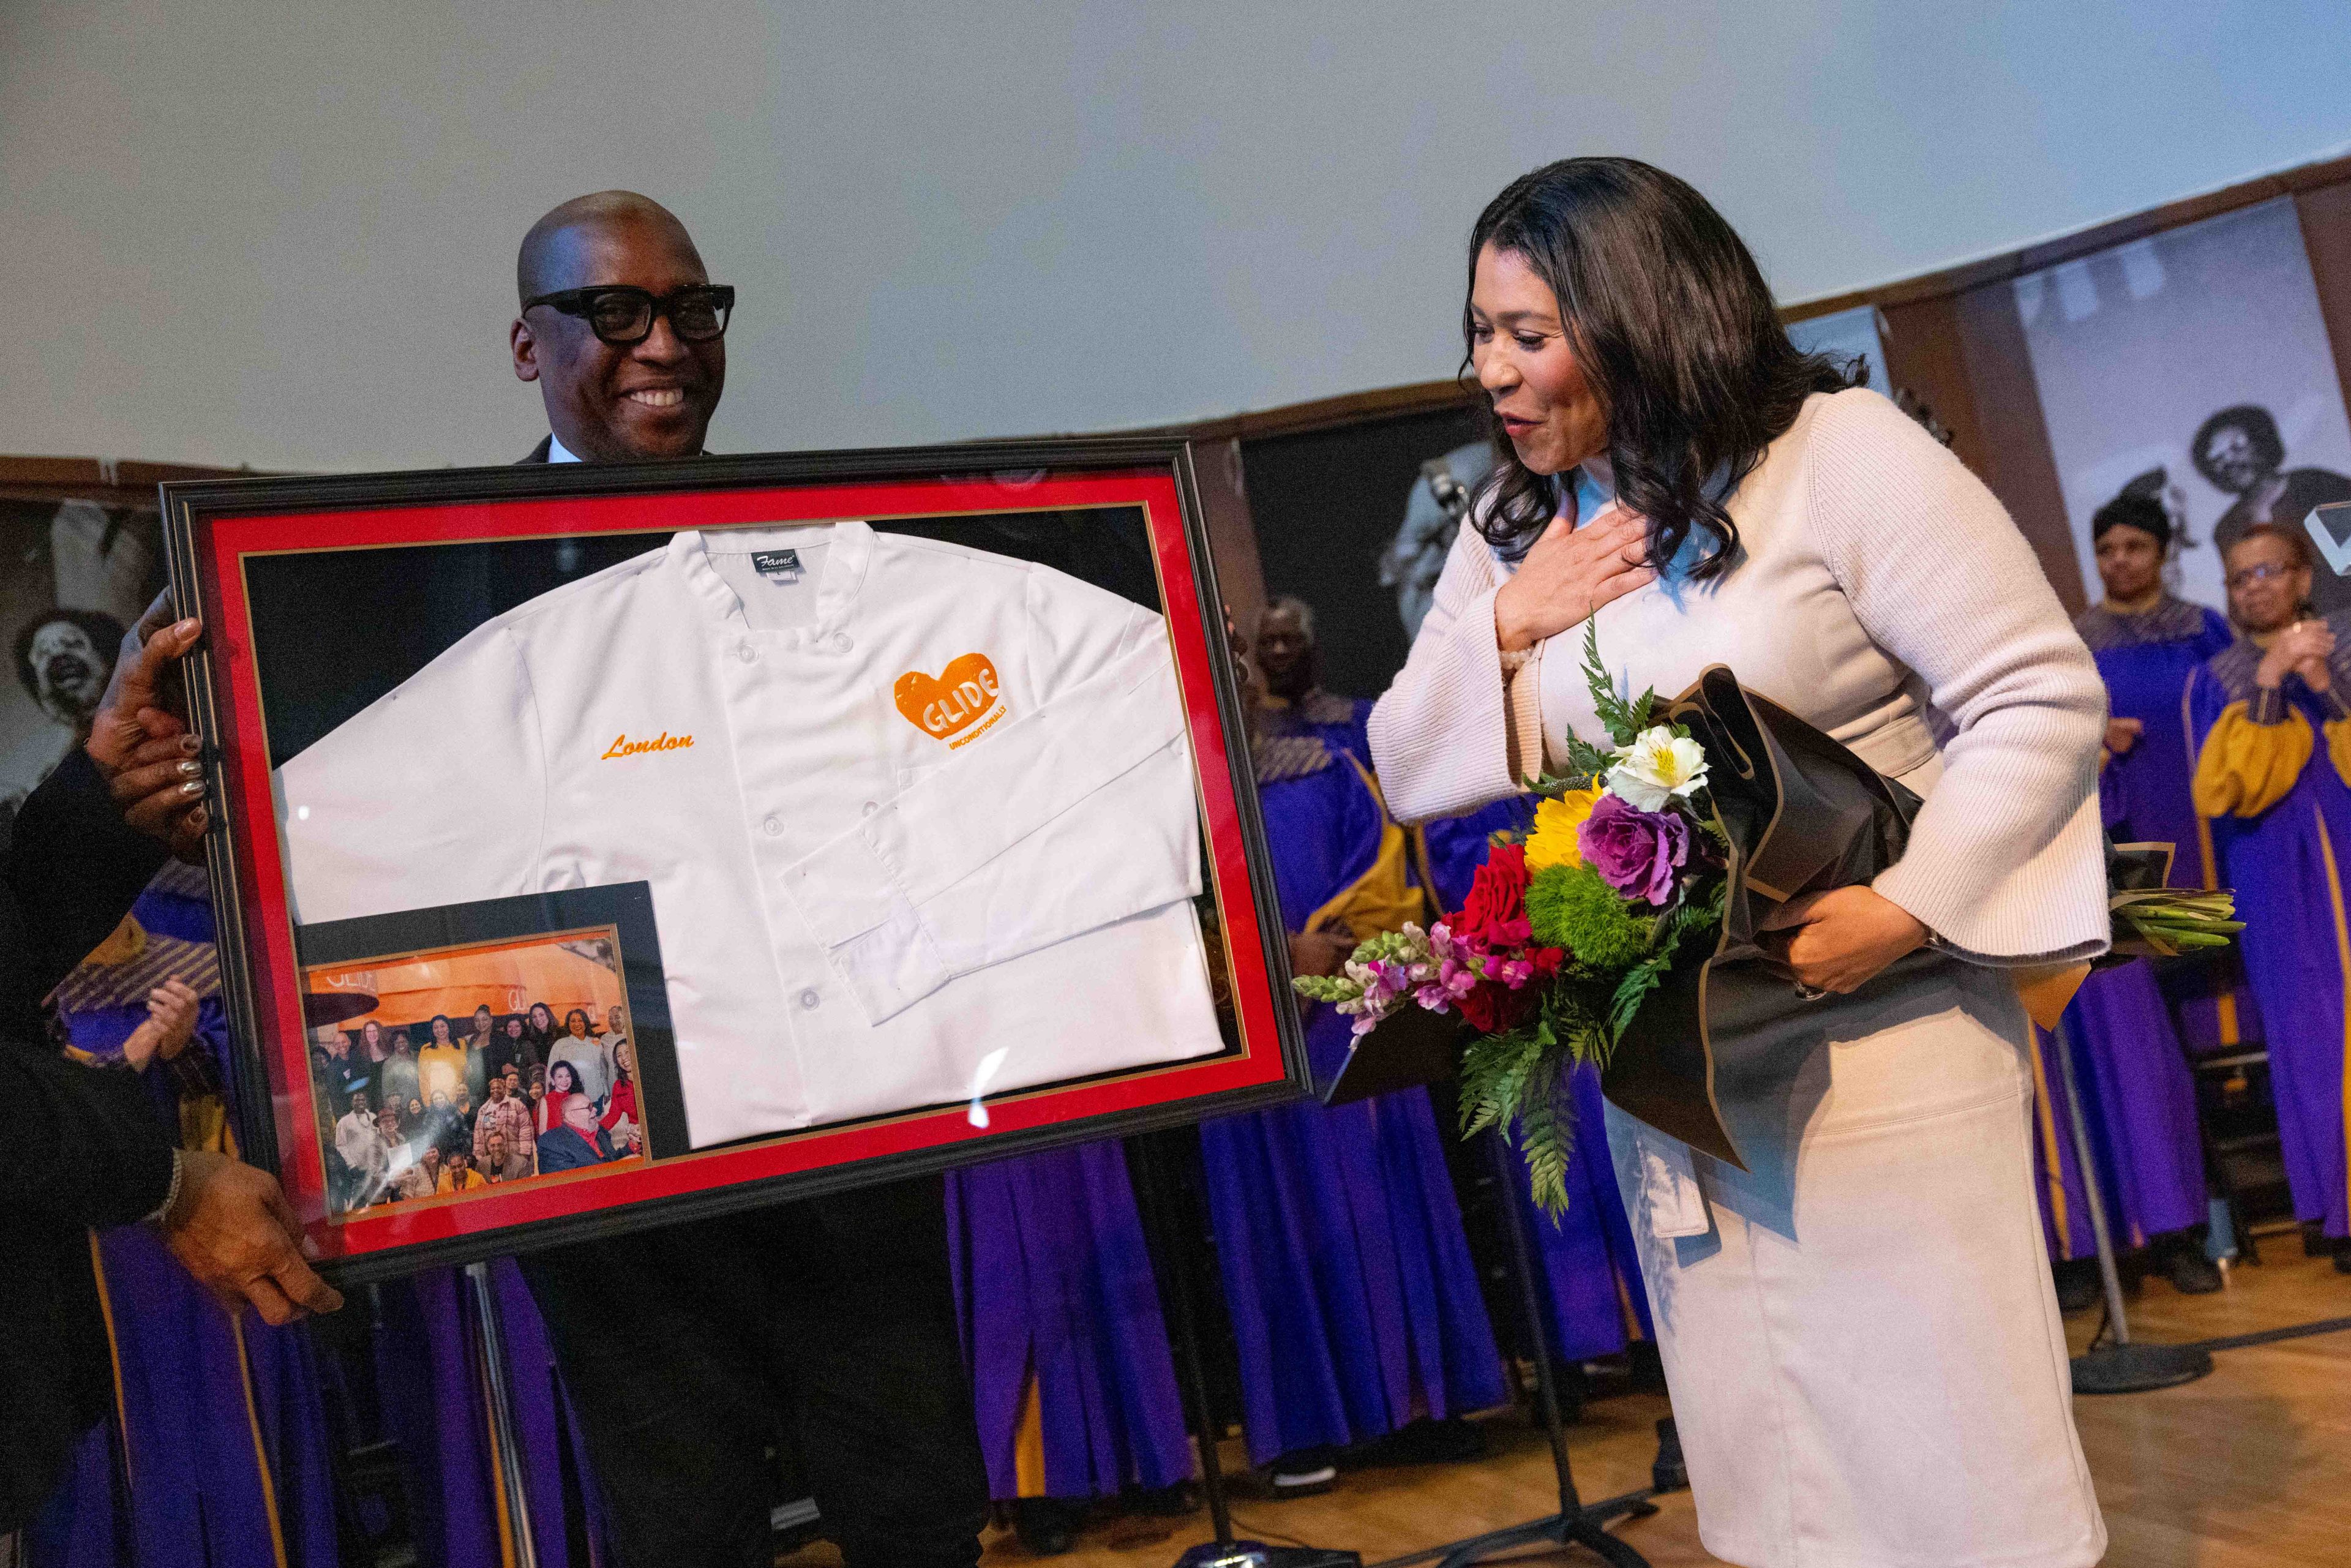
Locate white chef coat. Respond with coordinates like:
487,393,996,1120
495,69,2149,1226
275,520,1223,1148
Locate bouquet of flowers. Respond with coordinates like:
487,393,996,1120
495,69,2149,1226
1298,624,2238,1215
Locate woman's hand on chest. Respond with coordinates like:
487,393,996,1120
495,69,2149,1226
1493,506,1655,652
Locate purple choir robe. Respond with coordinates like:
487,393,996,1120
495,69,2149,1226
31,866,612,1568
2082,596,2254,1048
1200,737,1505,1465
1262,687,1371,764
2188,628,2351,1240
369,1261,615,1568
946,1142,1192,1502
1419,794,1652,1358
31,868,338,1568
2020,599,2229,1259
2025,964,2209,1259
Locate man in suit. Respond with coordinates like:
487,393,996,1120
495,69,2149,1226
2,618,339,1534
506,190,989,1568
511,189,727,464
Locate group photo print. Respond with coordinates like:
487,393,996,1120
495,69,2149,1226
305,925,645,1219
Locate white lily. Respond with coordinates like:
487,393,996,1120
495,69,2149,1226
1607,726,1709,812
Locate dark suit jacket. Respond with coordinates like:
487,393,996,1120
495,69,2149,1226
518,436,708,465
1,749,174,1531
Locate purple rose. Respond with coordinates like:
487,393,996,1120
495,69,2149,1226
1576,792,1690,905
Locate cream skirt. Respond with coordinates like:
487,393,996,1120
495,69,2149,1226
1607,959,2105,1568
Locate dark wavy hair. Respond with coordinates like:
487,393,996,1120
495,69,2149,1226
1463,158,1856,579
2191,404,2283,491
13,607,125,705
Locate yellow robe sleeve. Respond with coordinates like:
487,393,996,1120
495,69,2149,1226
2327,714,2351,790
1307,757,1431,939
2193,699,2314,818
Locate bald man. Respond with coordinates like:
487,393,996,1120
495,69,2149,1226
511,190,728,462
504,193,989,1568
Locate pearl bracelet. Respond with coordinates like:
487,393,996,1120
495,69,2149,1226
143,1147,186,1228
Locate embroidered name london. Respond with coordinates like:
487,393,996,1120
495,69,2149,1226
602,730,694,759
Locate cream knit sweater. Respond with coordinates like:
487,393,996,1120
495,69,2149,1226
1367,388,2110,964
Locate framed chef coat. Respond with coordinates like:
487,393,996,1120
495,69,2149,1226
161,438,1303,1280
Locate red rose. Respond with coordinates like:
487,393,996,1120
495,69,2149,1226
1460,970,1548,1033
1458,980,1518,1034
1455,842,1532,949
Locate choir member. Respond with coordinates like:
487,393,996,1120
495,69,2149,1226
1199,702,1505,1495
2189,524,2351,1271
2030,487,2227,1302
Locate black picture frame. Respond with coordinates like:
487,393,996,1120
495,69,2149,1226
162,437,1307,1281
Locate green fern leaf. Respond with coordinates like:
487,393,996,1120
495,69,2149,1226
1519,1093,1572,1217
1580,620,1658,748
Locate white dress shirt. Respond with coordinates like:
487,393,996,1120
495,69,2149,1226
549,1032,616,1105
334,1109,387,1191
276,520,1222,1147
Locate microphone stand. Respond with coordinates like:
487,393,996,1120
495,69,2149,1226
1128,1130,1361,1568
2049,1016,2213,1394
465,1259,541,1568
1308,1009,1663,1566
1380,1131,1657,1568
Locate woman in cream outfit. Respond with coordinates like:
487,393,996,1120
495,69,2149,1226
1370,159,2110,1568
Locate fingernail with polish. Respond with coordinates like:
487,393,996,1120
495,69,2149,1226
178,760,201,778
179,735,201,755
179,779,204,797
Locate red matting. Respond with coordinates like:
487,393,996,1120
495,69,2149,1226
197,470,1286,1262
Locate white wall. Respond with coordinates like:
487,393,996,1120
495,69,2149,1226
3,1,2348,473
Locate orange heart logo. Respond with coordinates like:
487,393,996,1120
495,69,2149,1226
894,652,1004,745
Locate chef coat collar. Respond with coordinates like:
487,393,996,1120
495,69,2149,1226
667,520,876,644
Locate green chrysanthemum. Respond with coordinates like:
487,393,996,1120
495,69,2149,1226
1525,863,1649,970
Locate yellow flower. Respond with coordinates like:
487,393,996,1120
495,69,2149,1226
1523,788,1602,872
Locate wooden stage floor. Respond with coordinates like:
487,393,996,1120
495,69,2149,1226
781,1240,2351,1567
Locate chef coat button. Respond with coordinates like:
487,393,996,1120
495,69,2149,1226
861,800,878,817
736,643,756,664
831,632,853,653
799,988,821,1010
762,815,782,837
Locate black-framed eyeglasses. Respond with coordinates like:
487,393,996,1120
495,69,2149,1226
522,284,735,345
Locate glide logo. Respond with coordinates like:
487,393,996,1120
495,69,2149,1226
602,731,694,759
894,653,1006,749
